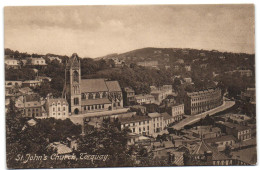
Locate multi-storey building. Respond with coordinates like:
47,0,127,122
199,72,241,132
5,56,20,69
22,80,41,88
221,122,251,141
205,135,236,151
190,126,222,139
119,115,152,136
48,56,62,63
241,87,255,104
161,112,174,127
183,88,222,115
150,85,173,104
166,103,185,121
65,53,123,115
148,112,164,137
134,94,155,105
15,100,46,117
31,57,47,66
123,87,135,106
45,98,69,119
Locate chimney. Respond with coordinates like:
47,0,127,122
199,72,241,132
204,151,213,162
167,152,175,164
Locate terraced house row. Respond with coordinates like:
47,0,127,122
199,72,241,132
183,88,223,115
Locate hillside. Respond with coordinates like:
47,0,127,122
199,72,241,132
98,47,255,70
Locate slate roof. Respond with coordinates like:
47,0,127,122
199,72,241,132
205,135,237,144
81,79,108,92
106,81,121,92
148,112,162,118
135,94,155,100
81,79,122,93
191,140,229,161
161,112,172,120
48,98,68,105
222,122,250,131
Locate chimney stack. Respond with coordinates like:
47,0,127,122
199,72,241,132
204,151,213,162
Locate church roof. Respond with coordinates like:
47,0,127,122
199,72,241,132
81,79,108,92
106,81,121,92
81,79,122,93
191,140,228,161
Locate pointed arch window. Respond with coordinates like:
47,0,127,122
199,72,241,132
96,92,100,99
81,93,86,100
89,93,93,99
73,71,79,83
74,98,79,105
102,92,107,98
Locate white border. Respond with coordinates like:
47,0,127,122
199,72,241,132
0,1,259,170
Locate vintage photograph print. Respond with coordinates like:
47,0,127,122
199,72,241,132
4,5,256,168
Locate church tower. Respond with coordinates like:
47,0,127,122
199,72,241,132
65,53,81,114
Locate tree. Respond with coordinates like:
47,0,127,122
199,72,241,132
143,104,159,113
223,145,232,158
26,58,32,65
77,119,134,167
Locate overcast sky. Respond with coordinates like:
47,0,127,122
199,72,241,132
4,5,254,58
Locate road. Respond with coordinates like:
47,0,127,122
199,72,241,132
171,100,236,130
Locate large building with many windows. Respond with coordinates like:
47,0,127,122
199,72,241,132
183,88,222,115
15,100,46,118
119,115,152,136
65,53,123,115
45,98,69,119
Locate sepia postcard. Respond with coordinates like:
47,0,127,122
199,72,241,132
4,4,256,168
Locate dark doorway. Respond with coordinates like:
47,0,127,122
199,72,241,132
74,108,79,115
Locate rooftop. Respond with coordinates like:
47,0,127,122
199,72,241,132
23,80,41,83
135,94,154,100
48,98,68,105
222,122,250,131
119,115,151,124
187,88,220,97
81,79,121,93
205,135,237,144
191,140,229,161
161,112,172,120
148,112,162,118
190,126,221,134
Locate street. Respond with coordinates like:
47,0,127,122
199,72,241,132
171,100,236,130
